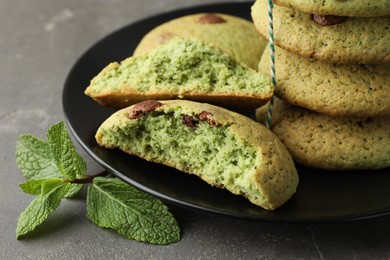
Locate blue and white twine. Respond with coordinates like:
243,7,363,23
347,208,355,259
265,0,276,129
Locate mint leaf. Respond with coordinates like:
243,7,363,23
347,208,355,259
87,177,180,245
16,134,61,180
46,122,86,181
19,178,82,198
63,183,83,199
19,178,65,195
16,184,70,239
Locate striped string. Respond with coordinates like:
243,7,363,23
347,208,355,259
265,0,276,129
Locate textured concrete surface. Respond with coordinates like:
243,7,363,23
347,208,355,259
1,0,390,259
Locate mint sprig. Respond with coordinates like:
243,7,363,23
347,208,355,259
15,121,180,244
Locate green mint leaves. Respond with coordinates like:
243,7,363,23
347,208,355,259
87,177,180,245
19,178,66,195
16,121,86,181
46,122,86,181
16,183,73,238
16,122,86,238
15,122,180,244
16,134,61,180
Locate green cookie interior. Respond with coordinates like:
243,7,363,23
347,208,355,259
88,38,269,95
98,109,262,201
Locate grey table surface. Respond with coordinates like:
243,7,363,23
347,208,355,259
1,0,390,259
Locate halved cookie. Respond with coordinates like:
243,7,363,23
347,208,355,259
96,100,299,210
85,38,272,112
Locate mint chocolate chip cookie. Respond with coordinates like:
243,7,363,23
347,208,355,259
273,0,390,17
96,100,299,210
257,98,390,170
133,13,267,70
258,45,390,117
85,38,272,112
251,0,390,64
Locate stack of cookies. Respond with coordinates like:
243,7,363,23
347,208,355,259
251,0,390,170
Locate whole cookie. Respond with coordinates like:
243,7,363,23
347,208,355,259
259,99,390,170
251,0,390,64
258,45,390,117
133,13,267,70
274,0,390,17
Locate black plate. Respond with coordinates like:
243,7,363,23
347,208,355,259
63,2,390,222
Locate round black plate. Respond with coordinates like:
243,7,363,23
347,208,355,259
63,2,390,222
